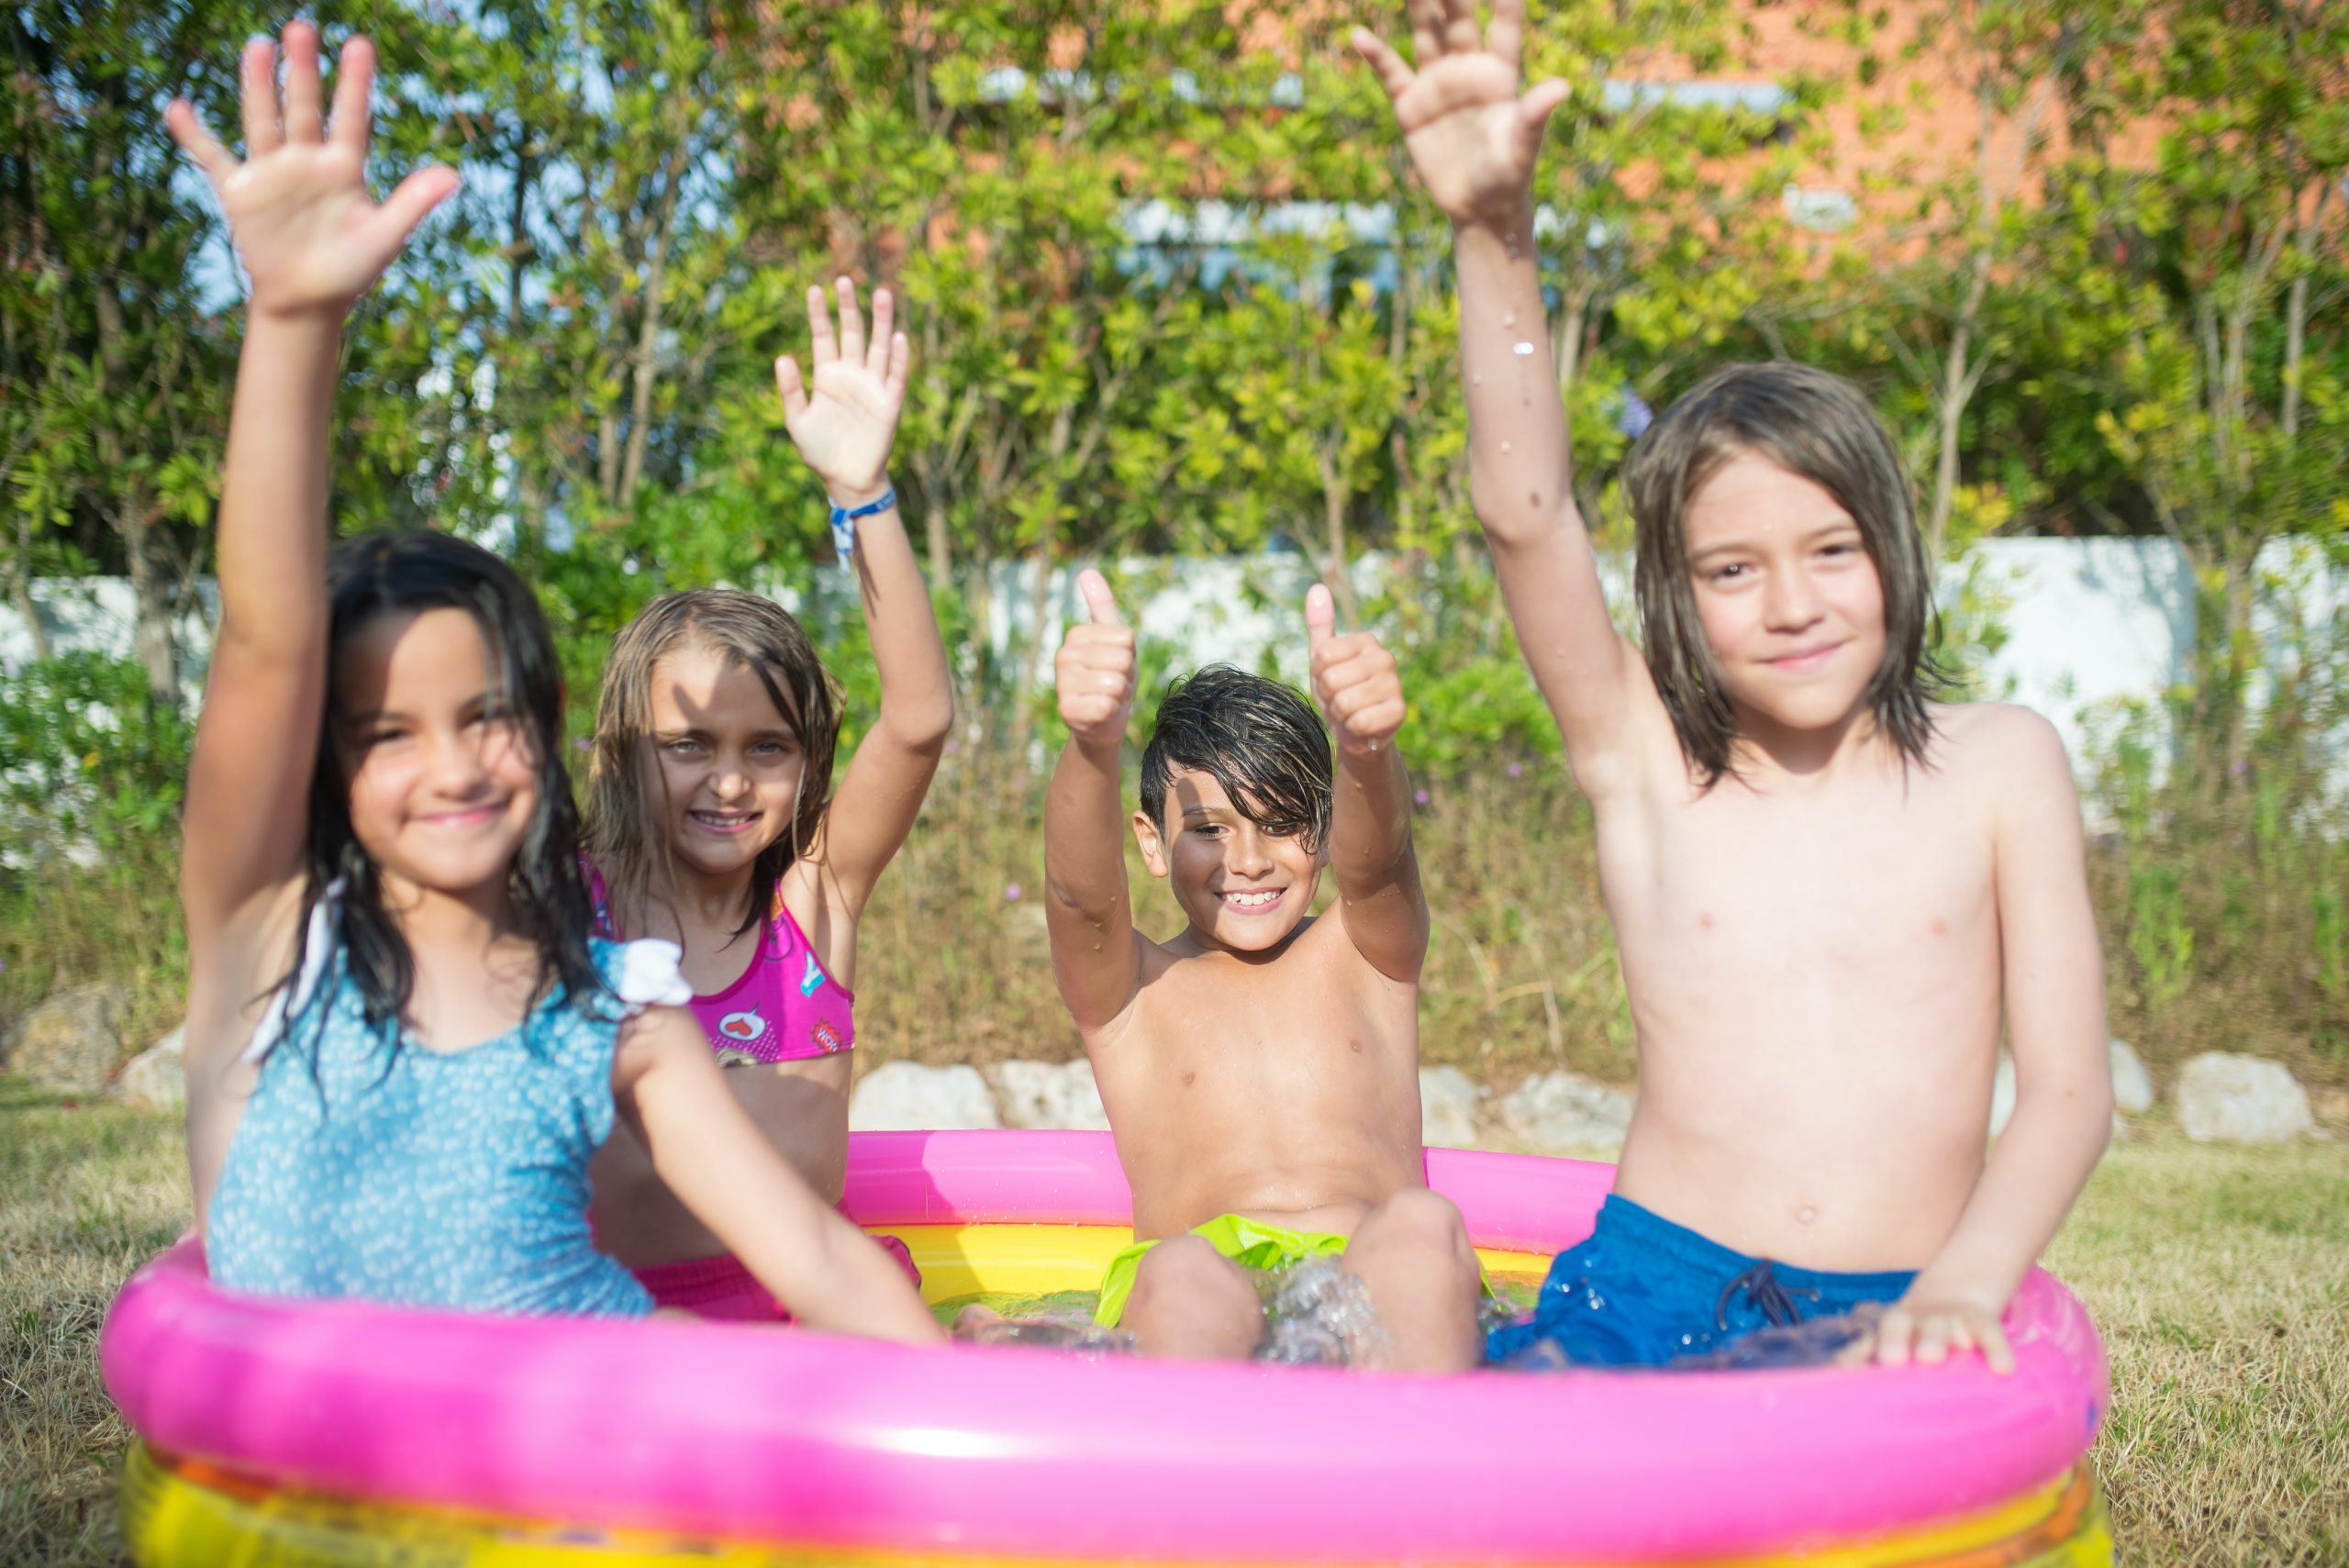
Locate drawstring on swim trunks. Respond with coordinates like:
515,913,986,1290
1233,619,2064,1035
1715,1260,1821,1331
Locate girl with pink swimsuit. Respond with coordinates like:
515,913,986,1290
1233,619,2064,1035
583,281,952,1320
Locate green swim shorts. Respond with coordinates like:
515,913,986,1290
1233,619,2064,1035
1093,1213,1351,1328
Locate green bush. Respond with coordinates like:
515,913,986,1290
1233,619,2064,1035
0,656,192,1050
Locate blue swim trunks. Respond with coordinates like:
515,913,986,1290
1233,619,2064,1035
1486,1195,1916,1368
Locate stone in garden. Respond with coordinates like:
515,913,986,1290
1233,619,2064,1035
1499,1071,1634,1156
1989,1050,2128,1140
2175,1052,2313,1145
0,983,128,1093
848,1061,1002,1131
1419,1065,1482,1149
987,1058,1109,1131
114,1025,186,1111
1008,901,1053,966
2108,1039,2154,1116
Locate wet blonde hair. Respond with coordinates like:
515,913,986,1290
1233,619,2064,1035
585,589,841,938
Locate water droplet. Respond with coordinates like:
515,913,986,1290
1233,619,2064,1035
1512,341,1535,356
1499,440,1511,454
1504,310,1517,327
1797,1204,1819,1225
1471,373,1482,386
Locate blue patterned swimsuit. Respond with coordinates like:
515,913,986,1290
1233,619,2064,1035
206,885,689,1318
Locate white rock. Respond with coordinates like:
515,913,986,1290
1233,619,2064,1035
849,1062,1003,1131
2176,1052,2313,1145
986,1059,1109,1131
1990,1049,2126,1140
113,1025,186,1111
1500,1072,1634,1156
1989,1051,2018,1136
2109,1039,2154,1116
1,983,128,1093
1419,1065,1483,1149
1008,901,1053,966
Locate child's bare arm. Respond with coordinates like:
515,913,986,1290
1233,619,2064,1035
1044,570,1144,1030
781,282,952,929
1305,586,1428,982
1356,3,1649,787
169,25,455,963
617,1006,943,1343
1876,712,2113,1375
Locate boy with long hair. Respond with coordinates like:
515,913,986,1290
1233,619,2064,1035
1358,0,2113,1370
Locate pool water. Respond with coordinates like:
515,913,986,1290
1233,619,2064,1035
937,1267,1550,1364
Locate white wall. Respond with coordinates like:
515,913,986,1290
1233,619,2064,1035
7,538,2342,783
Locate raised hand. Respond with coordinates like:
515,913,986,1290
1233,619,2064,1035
166,23,456,320
1056,570,1137,752
1307,584,1405,755
777,279,910,504
1353,0,1570,227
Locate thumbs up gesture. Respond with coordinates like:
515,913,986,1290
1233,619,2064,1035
1056,569,1138,751
1307,585,1405,756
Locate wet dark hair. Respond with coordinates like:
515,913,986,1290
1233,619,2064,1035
1139,665,1332,852
273,531,607,1061
1623,361,1949,786
584,589,842,942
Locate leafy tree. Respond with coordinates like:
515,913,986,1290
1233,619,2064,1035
2,0,259,701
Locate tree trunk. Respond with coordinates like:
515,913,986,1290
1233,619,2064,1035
120,499,180,706
1318,439,1359,623
1929,251,1992,564
88,250,178,705
1006,533,1057,787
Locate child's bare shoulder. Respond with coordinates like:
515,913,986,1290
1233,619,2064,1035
1927,701,2077,804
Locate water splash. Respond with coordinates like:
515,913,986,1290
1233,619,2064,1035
1252,1257,1390,1367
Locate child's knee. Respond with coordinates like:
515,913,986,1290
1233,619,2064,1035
1354,1189,1474,1271
1130,1237,1257,1318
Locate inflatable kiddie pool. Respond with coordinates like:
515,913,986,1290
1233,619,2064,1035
104,1129,2110,1566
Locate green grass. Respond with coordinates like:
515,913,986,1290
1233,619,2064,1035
1,1081,2342,1566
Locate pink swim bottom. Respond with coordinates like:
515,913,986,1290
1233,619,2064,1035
633,1236,921,1322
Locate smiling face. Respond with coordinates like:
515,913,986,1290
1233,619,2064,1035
1132,765,1326,955
640,641,807,886
1682,451,1888,740
334,606,540,907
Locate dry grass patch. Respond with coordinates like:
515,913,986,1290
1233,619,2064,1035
0,1082,186,1568
2055,1132,2349,1565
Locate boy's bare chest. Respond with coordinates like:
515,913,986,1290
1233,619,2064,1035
1099,940,1417,1113
1609,773,1996,966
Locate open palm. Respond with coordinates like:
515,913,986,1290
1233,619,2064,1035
777,279,910,499
1354,0,1570,226
166,24,455,318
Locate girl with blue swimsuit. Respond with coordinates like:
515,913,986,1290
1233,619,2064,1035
167,22,941,1342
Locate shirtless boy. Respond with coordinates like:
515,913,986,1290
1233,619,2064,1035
1045,570,1484,1370
1357,0,2115,1372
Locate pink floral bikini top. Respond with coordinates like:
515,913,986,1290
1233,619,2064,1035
584,860,856,1065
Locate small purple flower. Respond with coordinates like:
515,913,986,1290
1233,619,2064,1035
1507,762,1523,779
1618,386,1654,440
1413,789,1430,806
573,737,591,753
1004,883,1023,902
944,738,962,756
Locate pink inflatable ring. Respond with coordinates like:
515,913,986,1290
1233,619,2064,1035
104,1130,2111,1566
